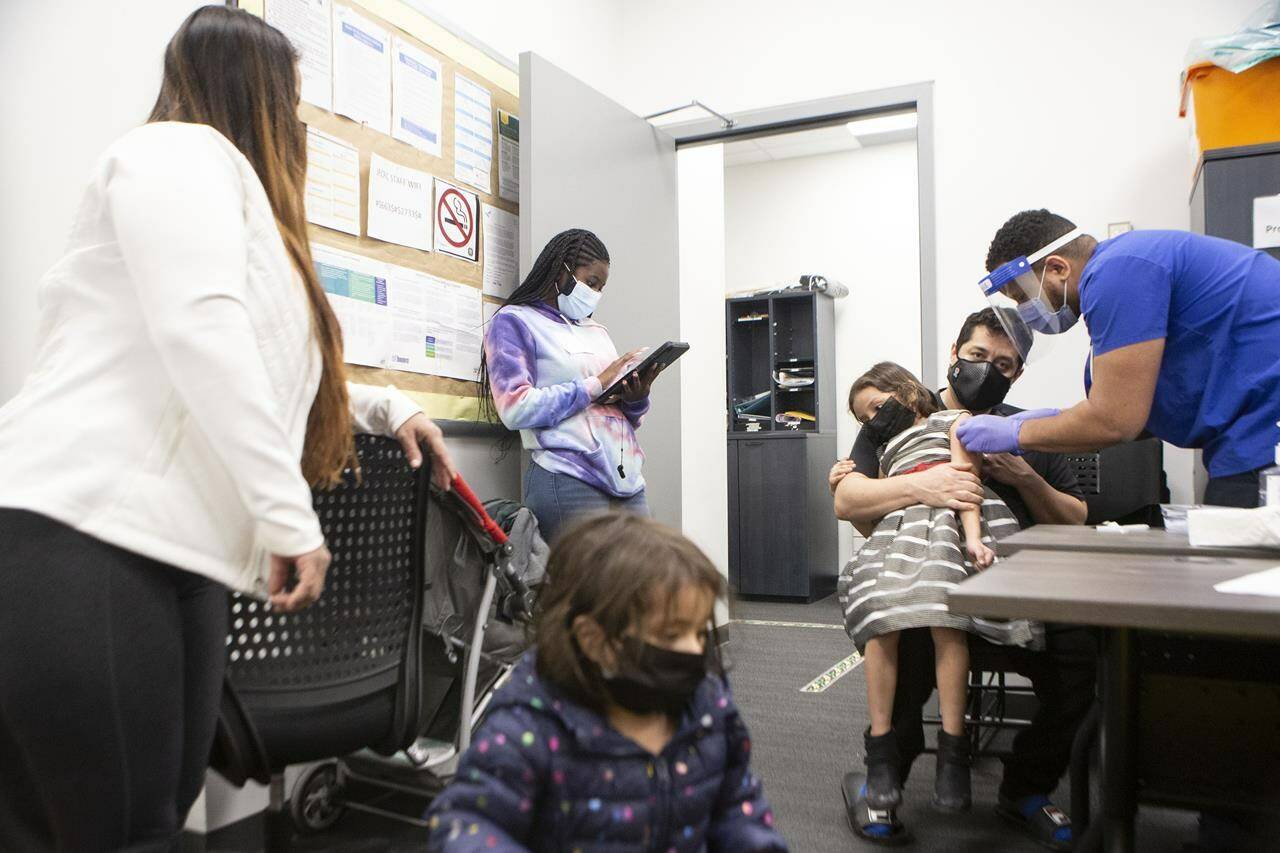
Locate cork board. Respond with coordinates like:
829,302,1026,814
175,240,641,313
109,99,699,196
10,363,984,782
254,0,519,419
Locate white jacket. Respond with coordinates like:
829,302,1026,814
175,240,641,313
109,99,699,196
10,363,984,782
0,122,420,596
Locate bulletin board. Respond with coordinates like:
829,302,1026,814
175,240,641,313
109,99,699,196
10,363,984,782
241,0,519,422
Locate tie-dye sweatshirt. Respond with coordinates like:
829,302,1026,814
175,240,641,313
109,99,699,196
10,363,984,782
484,302,648,497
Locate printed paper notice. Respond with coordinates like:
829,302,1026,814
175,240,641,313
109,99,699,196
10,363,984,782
434,179,479,261
305,127,361,236
332,4,391,135
385,266,483,382
367,153,432,251
481,203,518,299
391,37,443,157
266,0,332,111
1254,195,1280,250
483,300,500,328
312,244,390,368
497,109,519,202
454,75,493,193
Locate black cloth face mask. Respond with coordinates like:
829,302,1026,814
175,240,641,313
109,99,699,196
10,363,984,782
861,396,917,447
603,636,708,717
947,358,1012,412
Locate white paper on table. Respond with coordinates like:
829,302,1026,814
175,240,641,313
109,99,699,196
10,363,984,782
390,37,443,157
480,203,518,299
312,244,390,367
1253,195,1280,249
385,264,482,381
453,74,493,194
305,127,361,236
433,178,479,261
367,153,432,251
1214,566,1280,597
332,4,391,135
497,108,519,202
266,0,332,111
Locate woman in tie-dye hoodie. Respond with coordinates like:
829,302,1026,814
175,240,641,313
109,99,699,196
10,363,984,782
481,229,659,542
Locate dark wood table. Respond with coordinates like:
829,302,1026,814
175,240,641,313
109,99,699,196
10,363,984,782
997,523,1279,561
949,544,1280,852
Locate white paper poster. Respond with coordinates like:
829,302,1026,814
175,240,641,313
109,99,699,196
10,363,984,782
434,179,479,261
483,300,500,329
267,0,332,111
1253,195,1280,250
367,153,432,251
385,267,483,381
305,127,361,236
453,74,493,193
312,244,390,367
332,4,391,135
391,37,443,157
481,203,518,299
497,109,519,203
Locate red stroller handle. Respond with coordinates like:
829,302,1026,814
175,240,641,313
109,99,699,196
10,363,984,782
450,473,509,546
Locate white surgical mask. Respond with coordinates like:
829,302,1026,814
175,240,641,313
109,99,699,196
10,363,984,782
558,264,601,320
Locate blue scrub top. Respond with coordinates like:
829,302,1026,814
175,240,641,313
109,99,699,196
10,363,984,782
1081,230,1280,479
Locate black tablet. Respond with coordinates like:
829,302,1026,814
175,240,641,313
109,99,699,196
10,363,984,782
598,341,689,401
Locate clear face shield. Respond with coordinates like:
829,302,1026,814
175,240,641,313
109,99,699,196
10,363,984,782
977,228,1082,363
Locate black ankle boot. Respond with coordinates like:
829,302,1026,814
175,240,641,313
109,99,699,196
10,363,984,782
933,730,972,812
863,729,903,809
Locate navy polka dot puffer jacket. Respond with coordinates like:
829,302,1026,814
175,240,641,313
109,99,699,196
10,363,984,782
426,651,788,852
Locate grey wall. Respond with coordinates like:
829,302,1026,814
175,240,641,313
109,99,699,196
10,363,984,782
520,52,683,528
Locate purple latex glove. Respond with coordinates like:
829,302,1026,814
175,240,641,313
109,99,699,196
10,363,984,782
957,408,1061,454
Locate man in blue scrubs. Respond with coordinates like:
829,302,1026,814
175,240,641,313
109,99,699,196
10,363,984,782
959,208,1280,509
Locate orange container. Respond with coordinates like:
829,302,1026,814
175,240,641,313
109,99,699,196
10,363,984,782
1180,59,1280,152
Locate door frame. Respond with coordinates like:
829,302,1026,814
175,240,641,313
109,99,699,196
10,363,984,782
660,82,939,387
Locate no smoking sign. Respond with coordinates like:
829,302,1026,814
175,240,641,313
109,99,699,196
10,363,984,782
433,178,479,261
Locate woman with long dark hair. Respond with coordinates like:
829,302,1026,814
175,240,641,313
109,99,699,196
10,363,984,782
0,7,454,847
481,229,657,541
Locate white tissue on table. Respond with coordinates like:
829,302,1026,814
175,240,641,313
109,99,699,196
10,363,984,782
1213,566,1280,598
1188,505,1280,549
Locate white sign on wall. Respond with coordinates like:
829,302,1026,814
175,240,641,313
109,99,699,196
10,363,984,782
367,153,432,251
1254,195,1280,250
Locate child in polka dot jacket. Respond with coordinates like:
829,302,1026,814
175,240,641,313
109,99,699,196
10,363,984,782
426,512,787,852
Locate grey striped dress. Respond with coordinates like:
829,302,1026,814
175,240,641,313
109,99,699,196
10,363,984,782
837,409,1042,653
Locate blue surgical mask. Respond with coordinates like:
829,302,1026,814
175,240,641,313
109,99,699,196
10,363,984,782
1017,269,1078,334
558,264,601,320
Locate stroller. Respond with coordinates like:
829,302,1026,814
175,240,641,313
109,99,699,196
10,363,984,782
211,434,545,838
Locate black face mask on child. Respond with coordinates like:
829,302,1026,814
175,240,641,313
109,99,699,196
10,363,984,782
861,396,917,447
603,636,708,717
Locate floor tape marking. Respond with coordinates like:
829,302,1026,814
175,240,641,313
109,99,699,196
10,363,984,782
799,650,864,693
732,618,844,631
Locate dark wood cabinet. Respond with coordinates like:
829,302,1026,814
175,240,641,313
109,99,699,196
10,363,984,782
727,430,838,601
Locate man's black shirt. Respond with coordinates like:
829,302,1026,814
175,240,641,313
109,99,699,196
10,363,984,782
847,393,1084,530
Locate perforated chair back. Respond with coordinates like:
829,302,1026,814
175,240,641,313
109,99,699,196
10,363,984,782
1067,436,1164,525
211,434,430,785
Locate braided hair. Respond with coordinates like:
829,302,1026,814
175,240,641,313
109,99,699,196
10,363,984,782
480,228,611,422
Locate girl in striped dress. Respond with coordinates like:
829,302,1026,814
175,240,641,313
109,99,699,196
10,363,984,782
838,362,1036,828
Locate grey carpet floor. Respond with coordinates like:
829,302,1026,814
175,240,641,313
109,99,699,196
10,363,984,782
726,596,1200,852
235,594,1201,851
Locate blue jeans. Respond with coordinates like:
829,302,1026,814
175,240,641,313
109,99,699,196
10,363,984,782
523,463,649,544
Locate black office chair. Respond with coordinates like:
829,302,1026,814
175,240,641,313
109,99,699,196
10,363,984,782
210,434,432,842
1068,436,1166,526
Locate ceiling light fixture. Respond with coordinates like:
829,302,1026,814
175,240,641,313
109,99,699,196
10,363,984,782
845,112,918,136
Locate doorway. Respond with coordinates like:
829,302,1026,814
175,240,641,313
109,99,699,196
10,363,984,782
667,97,928,573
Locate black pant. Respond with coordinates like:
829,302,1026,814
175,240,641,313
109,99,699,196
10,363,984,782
1204,468,1264,510
891,624,1098,800
0,509,227,852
